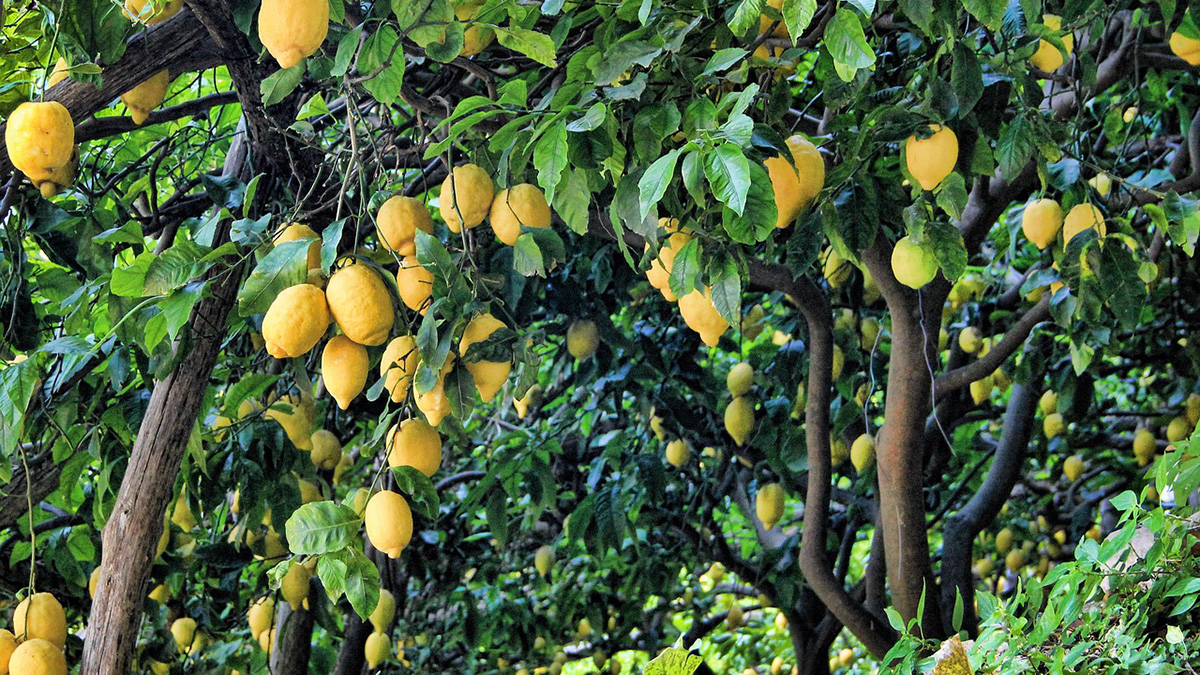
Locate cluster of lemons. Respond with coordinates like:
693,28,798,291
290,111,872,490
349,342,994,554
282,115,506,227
0,593,69,675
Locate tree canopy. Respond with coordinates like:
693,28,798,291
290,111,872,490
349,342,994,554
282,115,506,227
1,1,1200,674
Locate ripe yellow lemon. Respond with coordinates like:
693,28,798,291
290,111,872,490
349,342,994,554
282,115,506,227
7,638,66,675
326,263,394,346
970,376,994,405
758,0,789,37
120,70,170,125
958,326,982,353
1062,203,1106,244
678,288,729,347
513,383,541,418
365,490,414,559
995,527,1014,554
459,313,511,402
904,124,958,191
396,256,434,314
414,354,455,427
309,429,342,470
387,418,443,477
1133,428,1156,466
489,184,552,245
1005,548,1026,572
5,102,75,198
13,593,66,647
370,589,396,632
535,545,554,577
567,319,600,360
265,392,316,450
440,164,494,232
377,196,434,256
124,0,183,24
248,597,275,639
1187,393,1200,425
380,336,418,402
321,335,368,410
1063,454,1084,482
823,248,852,287
1022,198,1063,249
756,482,785,529
0,629,16,672
645,218,689,302
365,631,391,669
297,476,321,503
47,58,70,87
890,235,938,289
258,627,276,655
1044,412,1064,439
727,362,754,398
275,223,322,271
1039,390,1058,415
1170,30,1200,65
1029,15,1073,72
724,396,755,446
171,617,197,651
1167,415,1191,443
280,563,312,610
726,604,744,629
763,135,824,228
850,433,875,472
258,0,329,69
262,284,329,358
665,439,691,468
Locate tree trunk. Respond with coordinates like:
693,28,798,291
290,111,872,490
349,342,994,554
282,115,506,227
270,599,315,675
332,609,372,675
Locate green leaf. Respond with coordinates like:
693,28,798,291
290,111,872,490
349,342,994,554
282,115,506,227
534,122,569,204
897,0,933,34
332,26,364,78
261,65,305,108
317,551,349,602
236,239,311,317
729,0,766,37
493,26,558,67
638,148,683,219
781,0,818,40
592,40,662,85
343,548,381,619
935,172,968,219
702,48,749,77
359,26,404,105
996,116,1035,181
284,502,361,555
415,231,471,308
825,9,876,73
611,174,659,239
721,161,776,244
667,238,702,300
554,169,591,235
680,150,706,205
645,648,705,675
951,44,983,115
925,221,967,282
111,251,156,298
962,0,1007,31
390,466,441,520
143,241,212,296
566,102,608,132
486,489,509,547
705,143,751,215
709,256,742,326
513,233,545,277
1162,192,1200,256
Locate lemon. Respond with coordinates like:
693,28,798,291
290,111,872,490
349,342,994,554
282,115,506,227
258,627,276,655
756,482,785,529
567,319,600,360
396,256,434,314
456,0,495,55
535,544,554,577
380,336,418,402
387,418,443,477
365,631,392,669
1022,198,1063,249
280,562,312,610
39,145,77,197
1005,549,1026,572
415,354,455,427
13,593,66,648
727,362,754,397
1029,15,1073,71
1044,412,1064,439
665,439,691,468
645,218,689,302
5,102,75,198
904,124,958,191
124,0,183,24
172,492,197,530
297,476,321,503
724,396,755,446
839,648,855,667
171,617,197,651
822,248,852,287
266,393,316,450
326,263,394,346
258,0,329,69
831,344,844,381
275,223,321,271
0,629,15,672
891,235,938,288
1039,390,1058,415
1167,415,1191,442
741,303,766,339
958,326,982,354
1089,173,1112,197
850,433,875,472
309,429,342,470
262,284,329,358
678,288,729,347
1170,31,1200,65
47,58,70,87
1062,203,1106,244
440,164,494,232
321,335,368,410
1187,392,1200,424
726,603,744,629
970,376,993,405
489,184,552,245
1063,454,1084,482
7,639,65,675
757,0,789,37
513,384,541,417
370,589,396,632
460,313,511,402
377,196,434,256
120,69,170,125
1133,428,1156,466
995,527,1014,554
248,597,275,638
365,490,414,559
763,135,824,228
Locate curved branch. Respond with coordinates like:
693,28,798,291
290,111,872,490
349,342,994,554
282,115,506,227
935,295,1050,396
75,90,239,142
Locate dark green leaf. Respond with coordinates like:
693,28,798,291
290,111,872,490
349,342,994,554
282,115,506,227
236,240,311,317
284,502,361,555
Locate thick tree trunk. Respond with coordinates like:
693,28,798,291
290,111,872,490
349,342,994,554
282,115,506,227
270,599,315,674
332,609,372,675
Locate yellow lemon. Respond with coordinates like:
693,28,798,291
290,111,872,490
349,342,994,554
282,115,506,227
5,102,75,198
724,396,755,446
970,376,994,405
7,639,65,675
757,0,789,37
890,235,938,289
489,184,552,245
567,319,600,360
171,617,197,651
1187,392,1200,425
321,335,368,410
365,490,414,559
1039,390,1058,415
370,589,396,632
1063,454,1085,482
959,326,982,354
850,433,875,472
1022,198,1063,249
387,418,443,477
365,631,392,669
459,313,511,402
396,256,434,314
377,196,434,256
665,439,691,468
1167,415,1191,443
823,248,852,287
904,124,958,191
645,219,690,302
1044,412,1064,439
1062,203,1106,244
727,362,754,397
414,354,455,427
535,545,554,577
262,284,329,358
258,0,329,69
756,482,785,529
120,69,170,125
726,604,744,629
124,0,184,24
1089,173,1112,197
309,429,342,470
248,597,275,639
1170,30,1200,65
440,163,494,232
513,384,541,418
0,629,16,673
763,135,824,228
995,527,1013,554
1029,15,1073,72
326,263,394,346
280,563,311,610
297,476,321,503
275,223,322,271
1005,548,1026,572
265,392,316,450
380,336,418,402
678,288,729,347
13,593,66,647
1133,428,1156,466
47,58,70,87
258,627,276,655
172,492,197,530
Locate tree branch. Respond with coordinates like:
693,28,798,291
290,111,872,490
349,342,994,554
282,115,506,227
935,295,1050,396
